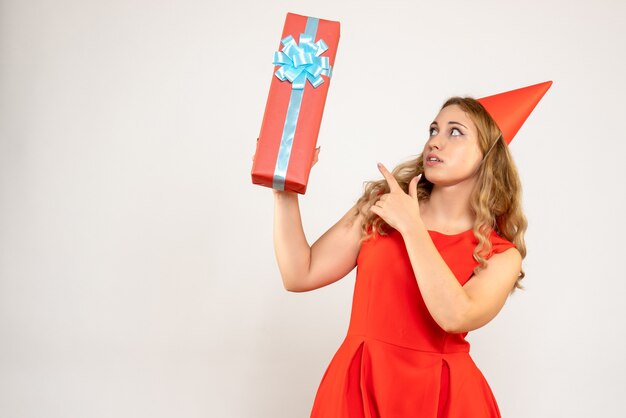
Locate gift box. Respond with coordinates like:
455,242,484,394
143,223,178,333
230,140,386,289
251,12,340,194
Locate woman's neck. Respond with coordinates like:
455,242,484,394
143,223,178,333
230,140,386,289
420,184,475,231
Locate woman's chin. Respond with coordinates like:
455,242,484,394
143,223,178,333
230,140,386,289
427,173,479,188
423,171,443,184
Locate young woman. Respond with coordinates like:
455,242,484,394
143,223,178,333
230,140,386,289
272,81,552,418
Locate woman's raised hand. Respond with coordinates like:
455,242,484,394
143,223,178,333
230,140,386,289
275,146,320,197
311,146,321,167
252,139,321,196
369,162,423,234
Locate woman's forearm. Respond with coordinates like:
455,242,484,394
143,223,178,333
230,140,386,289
272,191,312,290
400,224,471,333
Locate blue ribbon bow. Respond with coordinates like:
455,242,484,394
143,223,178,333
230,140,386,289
273,33,332,89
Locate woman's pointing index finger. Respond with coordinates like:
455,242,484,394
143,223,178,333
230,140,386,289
377,162,400,192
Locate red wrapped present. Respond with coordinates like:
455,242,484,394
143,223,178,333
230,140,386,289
251,12,340,194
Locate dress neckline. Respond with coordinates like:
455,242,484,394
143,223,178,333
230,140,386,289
427,228,474,237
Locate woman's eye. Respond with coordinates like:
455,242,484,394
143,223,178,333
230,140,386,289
429,127,437,136
451,128,462,137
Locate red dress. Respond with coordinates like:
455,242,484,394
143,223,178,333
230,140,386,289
310,226,516,418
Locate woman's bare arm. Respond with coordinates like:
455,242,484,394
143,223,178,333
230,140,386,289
273,193,364,292
253,144,364,292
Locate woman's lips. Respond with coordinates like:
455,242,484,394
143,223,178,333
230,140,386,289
425,159,443,166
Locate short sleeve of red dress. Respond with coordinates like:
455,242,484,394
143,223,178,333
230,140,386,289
486,230,517,258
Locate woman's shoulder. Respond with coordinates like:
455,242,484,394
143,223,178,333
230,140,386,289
486,229,517,258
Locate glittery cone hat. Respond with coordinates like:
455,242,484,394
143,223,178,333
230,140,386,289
477,80,553,145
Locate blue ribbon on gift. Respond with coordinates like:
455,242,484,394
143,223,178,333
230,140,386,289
273,34,332,89
271,17,333,191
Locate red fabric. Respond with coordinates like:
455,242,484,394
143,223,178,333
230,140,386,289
310,227,516,418
438,360,449,418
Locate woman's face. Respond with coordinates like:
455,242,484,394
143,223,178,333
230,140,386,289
422,104,483,186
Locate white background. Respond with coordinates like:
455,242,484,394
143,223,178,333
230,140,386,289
1,0,625,417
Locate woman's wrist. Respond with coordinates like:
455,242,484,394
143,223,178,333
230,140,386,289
400,217,427,239
273,189,298,200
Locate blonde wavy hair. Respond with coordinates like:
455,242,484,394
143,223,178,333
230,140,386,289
351,97,527,293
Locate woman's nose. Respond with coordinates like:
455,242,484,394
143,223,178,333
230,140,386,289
428,135,442,149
